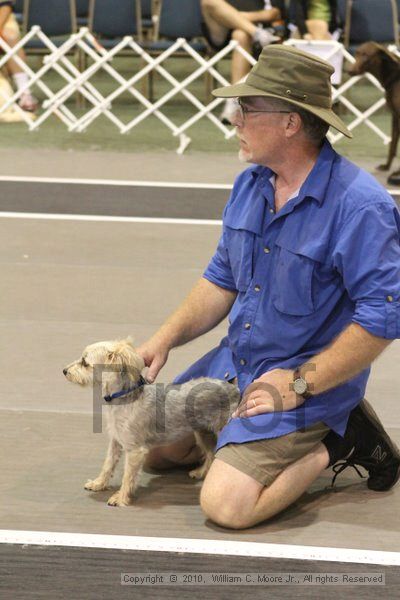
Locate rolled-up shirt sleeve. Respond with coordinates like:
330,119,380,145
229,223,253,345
332,201,400,339
203,226,237,291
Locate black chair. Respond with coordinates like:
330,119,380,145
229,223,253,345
143,0,210,102
89,0,142,48
141,0,154,33
23,0,77,36
150,0,206,53
75,0,89,28
337,0,399,53
13,0,24,24
22,0,77,52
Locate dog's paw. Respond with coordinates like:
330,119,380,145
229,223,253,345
84,478,109,491
107,492,131,507
377,163,390,171
188,465,208,480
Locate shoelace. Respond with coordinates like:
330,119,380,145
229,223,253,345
330,455,377,487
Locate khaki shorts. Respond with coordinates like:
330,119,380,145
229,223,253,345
215,421,331,487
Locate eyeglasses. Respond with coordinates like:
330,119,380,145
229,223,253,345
235,98,291,121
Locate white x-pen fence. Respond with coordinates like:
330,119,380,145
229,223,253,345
0,27,393,153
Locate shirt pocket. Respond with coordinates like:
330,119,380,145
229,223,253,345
226,228,254,292
272,240,316,316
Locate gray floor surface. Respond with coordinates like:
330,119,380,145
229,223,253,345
0,151,399,597
0,214,399,547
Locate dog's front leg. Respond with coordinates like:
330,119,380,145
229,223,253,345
85,437,122,492
107,446,149,506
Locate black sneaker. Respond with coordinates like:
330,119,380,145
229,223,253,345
327,399,400,491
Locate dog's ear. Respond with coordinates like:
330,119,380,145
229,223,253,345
124,335,135,347
107,340,145,380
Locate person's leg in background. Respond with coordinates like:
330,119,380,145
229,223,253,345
304,19,330,40
1,13,38,111
201,0,280,122
304,0,332,40
201,0,279,45
219,28,253,123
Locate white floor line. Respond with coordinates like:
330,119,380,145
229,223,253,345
0,175,232,190
0,212,222,226
1,530,399,566
0,174,398,195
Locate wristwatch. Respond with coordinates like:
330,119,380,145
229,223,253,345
293,369,312,399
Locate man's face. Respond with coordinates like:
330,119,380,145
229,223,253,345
230,97,290,166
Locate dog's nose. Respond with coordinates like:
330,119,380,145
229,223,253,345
63,368,68,376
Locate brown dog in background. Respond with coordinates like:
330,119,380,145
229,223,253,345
348,41,400,185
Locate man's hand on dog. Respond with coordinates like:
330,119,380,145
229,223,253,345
136,337,170,383
232,369,305,418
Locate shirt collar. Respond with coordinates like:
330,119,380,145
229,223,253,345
298,139,337,205
226,140,337,234
251,139,337,206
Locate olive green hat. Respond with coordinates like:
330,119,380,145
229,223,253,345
213,44,352,138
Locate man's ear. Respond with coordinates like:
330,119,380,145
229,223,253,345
285,112,302,137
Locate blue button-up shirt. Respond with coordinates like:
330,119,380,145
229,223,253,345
174,141,400,448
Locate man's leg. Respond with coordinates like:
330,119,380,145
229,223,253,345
200,422,330,529
145,433,202,469
200,442,329,529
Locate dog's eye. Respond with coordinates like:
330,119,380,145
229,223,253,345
81,357,89,368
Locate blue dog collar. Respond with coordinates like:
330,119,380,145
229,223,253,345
104,375,147,403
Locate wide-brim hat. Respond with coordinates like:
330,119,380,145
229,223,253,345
213,44,352,138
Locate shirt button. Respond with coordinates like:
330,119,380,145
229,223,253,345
264,247,270,253
240,359,247,366
254,284,261,292
269,208,275,214
387,295,394,302
224,371,230,379
244,322,251,329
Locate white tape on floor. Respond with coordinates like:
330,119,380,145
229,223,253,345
0,530,399,566
0,175,398,195
0,175,232,190
0,212,222,225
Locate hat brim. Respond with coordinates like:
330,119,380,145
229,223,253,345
213,82,353,139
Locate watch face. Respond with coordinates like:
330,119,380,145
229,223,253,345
294,377,307,395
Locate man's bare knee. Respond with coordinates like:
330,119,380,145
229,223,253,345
200,484,256,529
199,459,263,529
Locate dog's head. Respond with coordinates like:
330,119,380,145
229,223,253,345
348,42,399,77
63,337,145,399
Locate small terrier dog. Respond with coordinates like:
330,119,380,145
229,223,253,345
63,338,239,506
